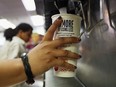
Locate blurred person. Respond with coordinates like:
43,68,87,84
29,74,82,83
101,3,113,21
0,16,81,87
4,28,15,41
0,23,33,87
7,23,33,59
0,28,15,59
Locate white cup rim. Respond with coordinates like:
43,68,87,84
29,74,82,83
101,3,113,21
52,13,82,20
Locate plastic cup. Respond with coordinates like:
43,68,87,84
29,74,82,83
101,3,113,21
52,14,82,77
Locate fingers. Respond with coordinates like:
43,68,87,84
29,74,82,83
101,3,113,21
53,59,77,71
50,37,81,48
42,16,63,41
51,49,81,59
61,62,77,71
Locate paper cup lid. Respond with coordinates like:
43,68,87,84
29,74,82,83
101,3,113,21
52,14,82,21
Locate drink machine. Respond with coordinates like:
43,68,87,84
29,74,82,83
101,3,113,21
43,0,116,87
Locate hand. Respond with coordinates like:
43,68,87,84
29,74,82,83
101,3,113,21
27,16,81,76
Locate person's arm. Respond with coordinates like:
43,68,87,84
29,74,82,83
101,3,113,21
0,58,26,86
8,43,20,59
0,16,81,86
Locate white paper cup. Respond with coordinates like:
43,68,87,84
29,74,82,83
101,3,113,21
52,14,82,77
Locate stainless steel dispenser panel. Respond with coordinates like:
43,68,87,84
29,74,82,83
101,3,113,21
76,0,116,87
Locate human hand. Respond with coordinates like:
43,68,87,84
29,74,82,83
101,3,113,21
27,16,81,76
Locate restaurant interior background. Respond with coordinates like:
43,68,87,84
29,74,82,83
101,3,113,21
0,0,116,87
0,0,44,87
0,0,45,46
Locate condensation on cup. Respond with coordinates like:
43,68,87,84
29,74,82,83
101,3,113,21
52,14,82,77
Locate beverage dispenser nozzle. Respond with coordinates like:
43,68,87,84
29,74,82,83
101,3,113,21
67,0,81,15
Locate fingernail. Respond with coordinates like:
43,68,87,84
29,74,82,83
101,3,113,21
79,55,82,58
78,38,81,41
58,16,62,20
74,66,77,69
54,67,58,71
